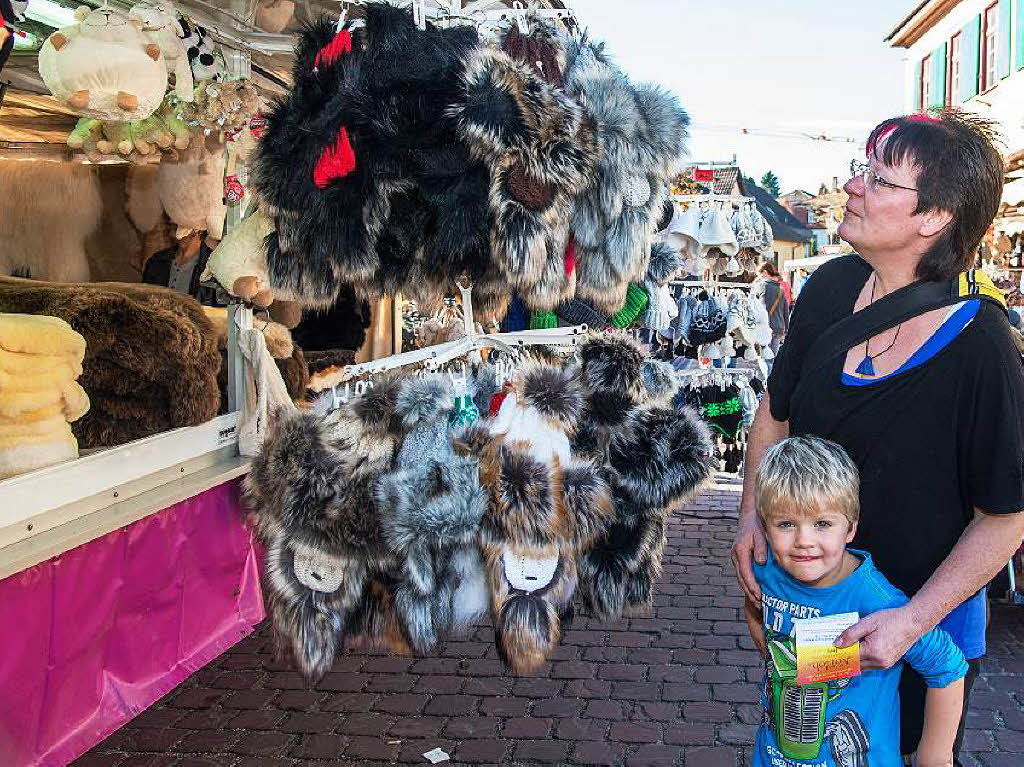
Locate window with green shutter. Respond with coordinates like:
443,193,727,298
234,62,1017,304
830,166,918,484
1016,0,1024,70
961,14,982,100
998,0,1012,78
930,42,948,108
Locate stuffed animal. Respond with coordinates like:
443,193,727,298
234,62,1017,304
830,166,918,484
200,209,275,307
156,135,226,239
181,79,261,137
38,6,169,120
254,0,294,33
128,1,194,101
67,95,191,161
179,16,222,82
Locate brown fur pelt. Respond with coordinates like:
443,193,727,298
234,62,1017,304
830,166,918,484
85,164,144,283
0,160,100,282
0,276,221,447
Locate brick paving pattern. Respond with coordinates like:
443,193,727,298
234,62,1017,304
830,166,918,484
75,476,1024,766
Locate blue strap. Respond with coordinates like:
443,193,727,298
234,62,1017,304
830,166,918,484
842,300,980,386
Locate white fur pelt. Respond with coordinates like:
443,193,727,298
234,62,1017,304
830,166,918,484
0,160,100,282
125,164,164,234
157,139,227,238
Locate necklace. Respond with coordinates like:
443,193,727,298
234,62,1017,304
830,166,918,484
854,274,902,377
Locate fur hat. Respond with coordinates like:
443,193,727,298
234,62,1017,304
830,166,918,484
243,378,403,680
375,376,489,652
456,423,612,674
254,8,487,307
449,36,596,311
570,336,714,619
564,36,689,314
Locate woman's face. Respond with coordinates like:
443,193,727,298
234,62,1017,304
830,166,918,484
839,145,922,258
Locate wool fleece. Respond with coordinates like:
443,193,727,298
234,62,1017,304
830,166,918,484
0,277,220,448
563,37,689,314
572,335,715,620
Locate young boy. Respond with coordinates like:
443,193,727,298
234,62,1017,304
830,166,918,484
747,436,967,767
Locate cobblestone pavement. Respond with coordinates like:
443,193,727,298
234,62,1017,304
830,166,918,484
75,476,1024,767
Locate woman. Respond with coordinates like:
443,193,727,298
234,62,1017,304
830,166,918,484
732,112,1024,764
757,261,790,355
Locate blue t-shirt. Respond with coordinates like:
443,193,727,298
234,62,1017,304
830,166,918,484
753,548,968,767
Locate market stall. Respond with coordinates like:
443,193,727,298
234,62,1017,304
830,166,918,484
0,1,774,763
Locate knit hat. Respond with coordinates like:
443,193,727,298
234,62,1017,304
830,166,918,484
611,284,650,329
556,297,610,329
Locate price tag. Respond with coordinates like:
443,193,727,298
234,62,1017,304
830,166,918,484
793,612,860,685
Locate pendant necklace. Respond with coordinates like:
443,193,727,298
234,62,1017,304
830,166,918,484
854,274,902,377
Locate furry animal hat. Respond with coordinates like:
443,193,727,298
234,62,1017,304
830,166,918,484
564,37,689,314
449,26,595,312
254,7,488,308
374,375,489,653
456,359,612,674
243,379,402,680
571,336,715,619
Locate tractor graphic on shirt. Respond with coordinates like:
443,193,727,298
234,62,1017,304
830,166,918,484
763,630,870,766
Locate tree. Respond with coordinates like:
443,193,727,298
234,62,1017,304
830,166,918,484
760,170,781,196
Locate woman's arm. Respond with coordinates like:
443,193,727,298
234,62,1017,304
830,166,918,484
837,509,1024,669
915,677,965,767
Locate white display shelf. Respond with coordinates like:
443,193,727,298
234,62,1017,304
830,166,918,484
0,413,245,576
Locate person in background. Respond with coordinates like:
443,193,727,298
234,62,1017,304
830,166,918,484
758,262,791,355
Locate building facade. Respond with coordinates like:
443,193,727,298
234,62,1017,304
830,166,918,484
887,0,1024,154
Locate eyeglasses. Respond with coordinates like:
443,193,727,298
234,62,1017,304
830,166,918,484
850,161,918,193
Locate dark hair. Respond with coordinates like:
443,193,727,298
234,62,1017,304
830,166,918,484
759,262,780,278
865,111,1004,281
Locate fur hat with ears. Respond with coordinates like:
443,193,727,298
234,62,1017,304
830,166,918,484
456,422,613,674
570,336,715,620
243,378,404,681
449,34,596,312
564,36,689,314
374,375,489,653
254,7,487,307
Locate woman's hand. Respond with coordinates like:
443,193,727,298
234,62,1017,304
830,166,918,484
731,513,767,603
833,605,923,670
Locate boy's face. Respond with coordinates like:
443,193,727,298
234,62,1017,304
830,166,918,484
764,507,857,588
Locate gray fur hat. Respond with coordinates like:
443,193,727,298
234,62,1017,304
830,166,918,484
375,375,489,653
564,36,689,314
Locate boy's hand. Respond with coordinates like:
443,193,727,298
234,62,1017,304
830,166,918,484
833,605,922,670
731,513,767,603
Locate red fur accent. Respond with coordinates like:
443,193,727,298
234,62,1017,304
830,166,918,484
564,234,576,277
315,28,352,68
313,127,356,188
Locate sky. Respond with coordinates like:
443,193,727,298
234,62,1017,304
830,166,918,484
577,0,910,194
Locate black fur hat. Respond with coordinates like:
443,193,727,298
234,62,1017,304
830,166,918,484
254,6,488,308
571,336,715,619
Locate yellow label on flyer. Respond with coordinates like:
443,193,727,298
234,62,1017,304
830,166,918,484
794,612,861,685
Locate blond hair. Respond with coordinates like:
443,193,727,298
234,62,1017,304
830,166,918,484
756,436,860,526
